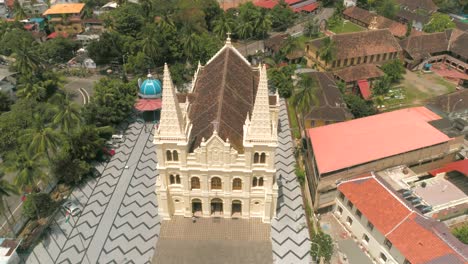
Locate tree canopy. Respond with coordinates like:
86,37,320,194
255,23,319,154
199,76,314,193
423,13,456,33
375,0,398,19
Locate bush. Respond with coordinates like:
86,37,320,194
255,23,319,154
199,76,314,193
23,193,58,219
452,224,468,244
295,164,306,186
51,151,92,186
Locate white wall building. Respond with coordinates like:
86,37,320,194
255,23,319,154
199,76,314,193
155,38,279,223
333,174,467,264
344,0,357,7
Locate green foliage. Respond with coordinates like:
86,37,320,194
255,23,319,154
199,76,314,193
303,18,320,38
270,0,296,31
375,0,398,19
87,32,128,65
67,125,112,162
0,92,12,113
0,27,35,56
406,21,413,37
39,37,79,64
434,0,467,13
22,193,57,219
452,224,468,244
381,59,405,83
356,0,370,9
372,75,392,96
111,3,145,36
310,232,334,263
82,78,136,127
51,151,91,185
295,164,305,186
292,73,318,115
319,37,336,66
268,66,294,98
423,13,456,33
343,94,376,118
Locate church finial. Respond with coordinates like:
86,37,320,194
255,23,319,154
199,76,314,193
225,32,232,46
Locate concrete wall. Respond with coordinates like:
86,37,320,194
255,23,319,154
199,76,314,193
334,198,408,264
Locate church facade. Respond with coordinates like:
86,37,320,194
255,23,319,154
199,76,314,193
155,38,279,223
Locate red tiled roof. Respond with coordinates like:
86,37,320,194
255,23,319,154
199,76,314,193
254,0,278,9
429,159,468,177
135,98,162,111
338,176,411,235
339,177,467,264
293,2,318,12
308,107,449,174
47,32,69,39
357,79,371,100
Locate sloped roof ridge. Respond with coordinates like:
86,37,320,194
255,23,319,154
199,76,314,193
205,42,250,67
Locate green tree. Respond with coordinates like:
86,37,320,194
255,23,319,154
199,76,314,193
236,20,254,40
67,125,113,162
51,151,91,185
318,37,336,67
405,20,413,37
39,37,79,64
0,92,12,113
12,0,27,20
0,170,19,236
452,224,468,244
303,18,320,38
82,78,136,127
343,94,376,118
270,0,295,31
280,36,302,58
311,232,334,263
292,74,318,127
87,32,126,65
112,3,144,36
22,193,56,219
12,39,42,76
381,59,405,83
423,13,456,33
139,24,161,67
50,93,81,134
375,0,398,19
20,120,62,161
268,65,294,98
356,0,370,9
212,14,234,39
372,75,392,96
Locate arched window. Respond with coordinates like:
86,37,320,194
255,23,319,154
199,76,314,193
252,177,257,187
258,177,264,187
260,153,266,163
169,174,175,184
191,177,200,189
173,150,179,161
253,152,259,163
233,178,242,190
211,177,222,190
176,174,181,184
166,150,172,161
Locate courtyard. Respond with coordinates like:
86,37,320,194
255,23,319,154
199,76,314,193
153,217,272,264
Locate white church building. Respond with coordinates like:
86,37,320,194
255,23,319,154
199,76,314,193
155,37,279,223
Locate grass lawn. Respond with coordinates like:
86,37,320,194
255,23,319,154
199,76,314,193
329,21,364,34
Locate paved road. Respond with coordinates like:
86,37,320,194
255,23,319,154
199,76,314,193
64,75,101,105
271,99,312,264
25,121,160,264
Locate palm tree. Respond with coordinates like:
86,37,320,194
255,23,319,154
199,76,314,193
5,152,47,219
212,14,234,39
280,36,302,59
236,20,253,54
20,120,62,161
318,37,336,67
13,0,27,21
157,15,175,35
253,11,272,39
50,93,81,134
292,74,318,128
182,32,199,63
140,25,160,67
12,39,42,76
0,170,19,237
16,82,47,101
139,0,153,19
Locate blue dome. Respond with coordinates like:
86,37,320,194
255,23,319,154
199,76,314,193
139,75,162,98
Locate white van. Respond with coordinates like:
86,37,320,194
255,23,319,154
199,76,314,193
112,134,124,143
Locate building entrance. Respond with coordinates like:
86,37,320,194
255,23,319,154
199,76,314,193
211,198,223,216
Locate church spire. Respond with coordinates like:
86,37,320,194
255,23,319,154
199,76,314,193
157,63,185,140
247,64,273,141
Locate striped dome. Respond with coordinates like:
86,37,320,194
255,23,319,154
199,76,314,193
139,74,162,98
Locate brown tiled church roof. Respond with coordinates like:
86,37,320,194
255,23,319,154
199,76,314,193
188,47,259,153
334,64,384,83
308,29,402,60
343,6,407,37
399,29,468,60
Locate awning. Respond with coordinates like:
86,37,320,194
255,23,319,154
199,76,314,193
47,32,69,39
135,98,162,111
429,159,468,177
357,79,371,100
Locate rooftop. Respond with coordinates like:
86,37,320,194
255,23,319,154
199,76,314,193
343,6,407,37
43,3,85,15
188,43,259,153
308,107,450,174
303,72,353,122
338,176,467,264
307,29,402,61
396,0,438,12
333,64,384,83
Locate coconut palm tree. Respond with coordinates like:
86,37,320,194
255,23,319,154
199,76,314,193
253,11,272,39
318,37,336,67
16,82,47,101
5,152,47,219
12,39,42,76
236,20,253,54
13,0,27,21
182,32,199,63
292,73,318,128
0,170,19,236
212,14,234,39
20,120,62,161
280,36,302,59
50,93,81,134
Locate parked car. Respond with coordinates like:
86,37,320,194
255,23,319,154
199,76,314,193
62,201,82,217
